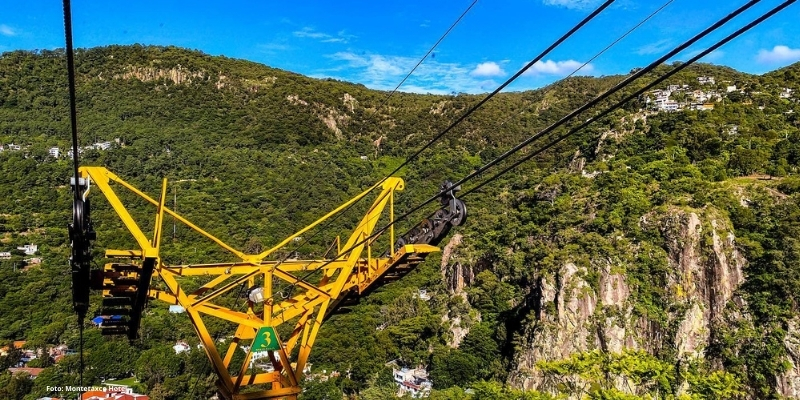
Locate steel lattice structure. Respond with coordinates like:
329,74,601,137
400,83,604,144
73,166,465,399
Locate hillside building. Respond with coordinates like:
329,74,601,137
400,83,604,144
698,76,715,85
660,100,679,112
17,244,38,255
388,363,432,398
8,367,45,379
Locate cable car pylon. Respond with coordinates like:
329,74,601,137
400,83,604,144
77,166,465,399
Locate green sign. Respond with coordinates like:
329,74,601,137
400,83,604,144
251,326,280,351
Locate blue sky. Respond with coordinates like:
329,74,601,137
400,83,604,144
1,0,798,94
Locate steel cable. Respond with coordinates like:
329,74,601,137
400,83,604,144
287,0,780,289
267,0,618,298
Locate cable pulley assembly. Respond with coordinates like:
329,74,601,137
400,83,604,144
392,180,466,253
69,177,95,322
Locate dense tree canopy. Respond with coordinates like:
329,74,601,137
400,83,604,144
0,46,799,399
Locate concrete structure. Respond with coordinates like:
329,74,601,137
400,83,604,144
660,100,679,112
93,141,113,151
173,340,191,354
698,76,715,85
692,103,715,111
168,305,185,313
17,244,38,255
391,365,432,398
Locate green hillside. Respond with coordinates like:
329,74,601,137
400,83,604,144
1,45,799,399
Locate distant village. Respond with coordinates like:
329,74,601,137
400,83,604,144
1,76,798,160
0,243,41,268
644,75,796,113
2,340,149,399
0,138,119,159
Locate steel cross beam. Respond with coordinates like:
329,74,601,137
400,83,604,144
78,167,439,400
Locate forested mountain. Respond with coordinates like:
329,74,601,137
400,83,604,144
0,45,799,399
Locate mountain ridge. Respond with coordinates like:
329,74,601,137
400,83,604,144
0,44,799,399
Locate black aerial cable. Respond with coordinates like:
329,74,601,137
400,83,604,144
399,0,677,240
62,0,88,391
563,0,675,81
263,0,481,298
462,0,797,199
383,0,764,224
378,0,617,180
63,0,80,190
269,0,618,297
282,0,779,286
493,0,675,129
431,0,764,204
376,0,479,111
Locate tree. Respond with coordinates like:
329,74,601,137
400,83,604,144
429,386,469,400
429,348,477,389
459,323,503,380
300,378,344,400
90,339,139,379
0,371,33,400
358,384,401,400
0,347,22,370
135,346,183,388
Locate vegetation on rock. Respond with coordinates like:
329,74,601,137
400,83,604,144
1,45,799,399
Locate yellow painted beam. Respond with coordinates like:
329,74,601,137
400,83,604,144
162,260,352,276
84,167,451,400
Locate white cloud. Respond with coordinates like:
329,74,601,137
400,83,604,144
325,53,590,94
524,59,592,76
757,45,800,64
331,52,428,78
328,52,486,93
0,24,16,37
294,28,327,39
542,0,603,10
636,39,672,55
293,27,355,44
471,62,505,77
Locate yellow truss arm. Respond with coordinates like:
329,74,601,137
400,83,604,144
79,167,438,400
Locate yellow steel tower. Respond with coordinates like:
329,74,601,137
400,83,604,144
74,167,466,400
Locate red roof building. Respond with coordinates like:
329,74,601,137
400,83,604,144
8,367,45,378
81,389,149,400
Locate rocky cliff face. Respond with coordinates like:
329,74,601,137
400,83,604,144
778,317,800,398
441,233,483,295
113,65,206,85
506,208,748,397
441,233,476,348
